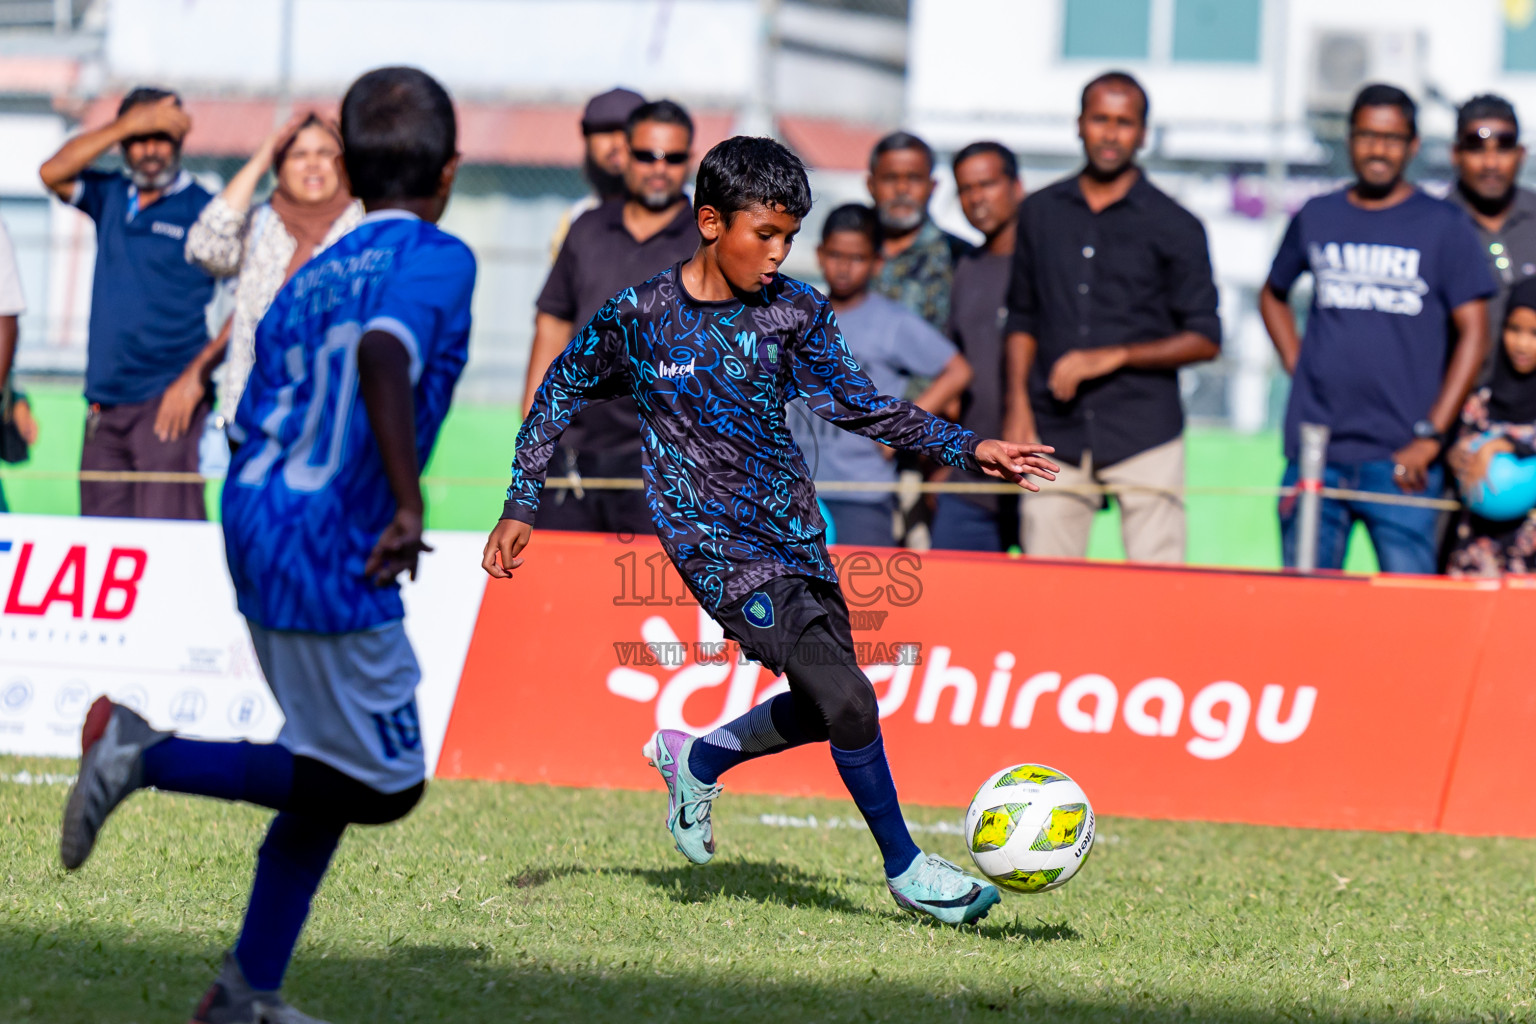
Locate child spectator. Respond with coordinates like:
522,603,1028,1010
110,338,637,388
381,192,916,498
791,203,971,547
1448,278,1536,576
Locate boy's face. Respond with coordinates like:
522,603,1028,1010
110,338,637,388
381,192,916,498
817,229,878,302
701,202,801,293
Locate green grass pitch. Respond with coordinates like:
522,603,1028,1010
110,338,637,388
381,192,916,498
2,753,1533,1023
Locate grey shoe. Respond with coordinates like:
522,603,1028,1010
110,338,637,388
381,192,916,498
60,696,170,870
191,952,332,1024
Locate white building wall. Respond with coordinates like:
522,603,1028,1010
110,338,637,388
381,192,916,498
909,0,1536,153
105,0,763,104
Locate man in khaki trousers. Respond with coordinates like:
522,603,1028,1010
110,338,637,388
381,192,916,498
1003,72,1220,563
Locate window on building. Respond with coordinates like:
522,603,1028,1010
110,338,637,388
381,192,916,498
1172,0,1262,63
1506,3,1536,72
1062,0,1152,60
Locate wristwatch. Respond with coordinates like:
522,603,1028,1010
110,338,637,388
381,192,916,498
1412,419,1445,447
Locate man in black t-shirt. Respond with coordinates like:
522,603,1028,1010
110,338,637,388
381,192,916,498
931,141,1025,552
524,99,698,533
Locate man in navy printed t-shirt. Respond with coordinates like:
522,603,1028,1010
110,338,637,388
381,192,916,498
40,86,217,520
1261,83,1494,574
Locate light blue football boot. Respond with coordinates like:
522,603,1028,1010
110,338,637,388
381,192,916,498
643,729,723,865
887,851,1002,926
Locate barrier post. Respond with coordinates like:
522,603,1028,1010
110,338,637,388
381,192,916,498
1295,422,1329,572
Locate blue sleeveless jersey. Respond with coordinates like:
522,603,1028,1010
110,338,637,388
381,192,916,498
223,211,476,633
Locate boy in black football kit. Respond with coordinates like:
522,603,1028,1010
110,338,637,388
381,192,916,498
483,137,1058,925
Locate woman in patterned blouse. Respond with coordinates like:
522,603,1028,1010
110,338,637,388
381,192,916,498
185,112,363,423
1447,277,1536,576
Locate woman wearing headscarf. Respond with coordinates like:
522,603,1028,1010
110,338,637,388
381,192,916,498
1447,277,1536,576
186,112,362,426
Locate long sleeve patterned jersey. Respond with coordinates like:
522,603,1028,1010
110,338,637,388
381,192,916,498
503,263,983,611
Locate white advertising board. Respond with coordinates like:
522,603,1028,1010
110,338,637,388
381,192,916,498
0,514,485,774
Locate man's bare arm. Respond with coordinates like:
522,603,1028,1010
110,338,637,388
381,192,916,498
1431,299,1489,435
1002,330,1039,443
40,97,190,202
912,353,972,416
522,312,576,417
1259,285,1302,375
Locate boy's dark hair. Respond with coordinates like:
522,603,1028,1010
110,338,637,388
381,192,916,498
952,140,1018,180
1457,93,1519,137
340,66,457,201
626,99,694,145
821,203,882,250
118,86,179,119
1350,83,1418,138
1081,71,1150,123
868,131,934,174
695,136,812,221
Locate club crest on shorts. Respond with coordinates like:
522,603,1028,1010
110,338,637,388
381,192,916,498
744,591,775,629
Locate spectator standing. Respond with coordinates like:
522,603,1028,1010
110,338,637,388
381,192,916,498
1448,94,1536,378
0,215,36,513
1261,84,1493,574
1003,72,1220,564
523,99,697,534
186,113,363,428
547,87,645,262
39,88,217,520
931,142,1026,552
791,204,971,546
866,131,969,331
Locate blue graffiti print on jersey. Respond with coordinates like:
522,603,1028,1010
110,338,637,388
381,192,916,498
223,211,477,633
504,263,981,611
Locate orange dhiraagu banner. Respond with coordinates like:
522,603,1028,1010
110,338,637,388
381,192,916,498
437,534,1501,833
1439,577,1536,837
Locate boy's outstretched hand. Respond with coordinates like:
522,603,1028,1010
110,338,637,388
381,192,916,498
365,508,433,587
482,519,531,579
974,439,1059,492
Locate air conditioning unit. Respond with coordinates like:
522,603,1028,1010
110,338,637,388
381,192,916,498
1306,29,1427,116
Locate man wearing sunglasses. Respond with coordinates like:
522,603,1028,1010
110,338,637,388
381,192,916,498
39,86,217,520
525,99,696,535
1261,83,1493,575
1449,94,1536,379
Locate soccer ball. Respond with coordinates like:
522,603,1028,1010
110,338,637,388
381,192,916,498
964,764,1095,894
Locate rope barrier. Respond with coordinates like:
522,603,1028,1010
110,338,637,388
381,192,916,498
0,468,1467,511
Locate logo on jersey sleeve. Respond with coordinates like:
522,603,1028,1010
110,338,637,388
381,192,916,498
744,592,775,629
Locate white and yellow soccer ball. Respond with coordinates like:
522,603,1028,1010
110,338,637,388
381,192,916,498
964,764,1095,894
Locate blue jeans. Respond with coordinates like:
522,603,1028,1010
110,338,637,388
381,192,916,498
1279,460,1444,574
930,495,1012,552
822,498,895,548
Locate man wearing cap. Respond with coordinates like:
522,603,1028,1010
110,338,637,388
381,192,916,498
1448,94,1536,379
39,86,217,520
522,98,697,535
547,87,645,262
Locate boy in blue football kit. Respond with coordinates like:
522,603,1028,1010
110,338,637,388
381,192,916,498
60,67,473,1023
484,137,1058,926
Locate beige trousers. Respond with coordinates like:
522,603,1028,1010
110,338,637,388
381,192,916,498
1022,436,1185,564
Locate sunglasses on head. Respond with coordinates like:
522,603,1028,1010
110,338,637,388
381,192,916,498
1460,127,1520,152
630,147,689,166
